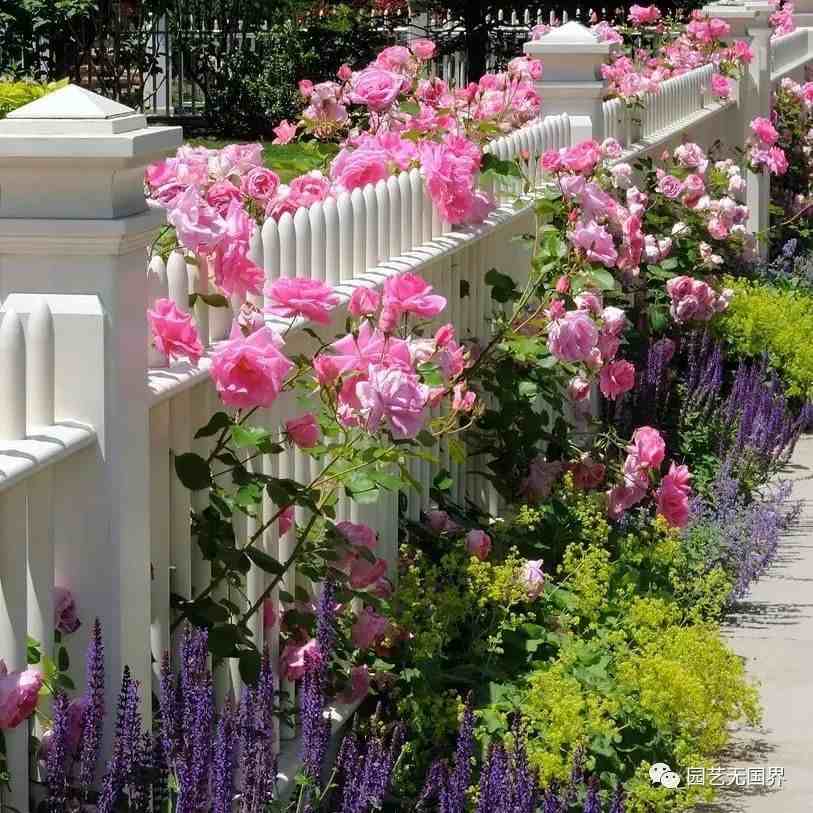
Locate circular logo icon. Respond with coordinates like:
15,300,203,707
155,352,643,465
661,771,681,789
650,763,671,784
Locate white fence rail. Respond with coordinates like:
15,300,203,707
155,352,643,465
772,28,812,82
1,18,812,811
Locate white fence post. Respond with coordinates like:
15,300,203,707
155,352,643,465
524,21,611,144
0,85,182,724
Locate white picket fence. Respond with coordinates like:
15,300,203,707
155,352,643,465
1,15,812,810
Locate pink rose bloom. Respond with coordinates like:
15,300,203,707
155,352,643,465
148,298,204,364
606,481,647,519
265,278,340,325
521,456,564,502
569,221,618,267
356,364,429,439
349,67,403,112
418,141,479,224
288,172,333,207
657,463,692,527
521,559,546,598
216,143,263,176
571,457,606,490
673,143,709,173
273,120,297,145
206,180,243,217
337,63,353,81
279,505,294,536
628,4,661,24
560,141,601,174
540,151,562,173
210,325,293,409
426,509,461,534
286,413,320,449
733,40,754,64
708,17,731,38
211,200,265,298
236,302,265,336
348,286,382,318
0,661,43,728
167,187,226,255
435,323,456,347
657,175,684,199
331,143,392,191
298,79,314,97
601,306,627,337
600,138,623,159
452,382,476,412
574,290,603,315
280,639,319,681
53,586,80,635
340,664,372,704
411,38,437,60
337,521,378,551
628,426,666,470
465,529,492,561
751,116,779,146
599,359,636,400
383,272,446,319
242,167,281,203
711,73,732,99
548,310,599,363
351,607,389,649
597,330,620,362
683,173,706,201
568,375,592,402
349,556,389,589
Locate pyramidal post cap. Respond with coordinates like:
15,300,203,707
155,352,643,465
0,84,147,136
525,21,610,54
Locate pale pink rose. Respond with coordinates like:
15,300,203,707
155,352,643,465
521,559,546,598
597,330,621,362
521,456,564,502
540,151,562,173
628,426,666,470
279,505,294,536
280,639,319,681
610,163,632,189
348,286,382,318
606,481,647,519
548,310,599,363
288,172,333,207
560,141,601,174
657,175,684,199
0,661,43,729
383,272,446,319
569,221,618,267
349,67,403,112
216,143,263,176
356,364,429,439
210,325,293,409
426,510,461,534
53,587,80,635
351,607,388,649
568,376,592,402
683,173,705,201
599,359,636,400
167,187,226,255
206,180,243,216
628,4,661,24
673,142,709,173
375,45,413,72
601,306,627,337
452,383,476,412
600,138,623,159
331,144,392,191
657,463,692,527
273,120,298,145
148,298,204,364
263,599,278,630
340,664,372,704
265,277,340,325
751,116,779,146
242,167,281,202
465,529,492,561
411,38,437,60
286,413,320,448
236,302,265,336
574,291,603,315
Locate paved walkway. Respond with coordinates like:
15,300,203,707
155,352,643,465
698,434,813,812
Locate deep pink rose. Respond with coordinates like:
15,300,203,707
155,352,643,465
569,221,618,267
148,298,204,365
348,286,382,318
280,639,319,681
210,325,293,408
560,141,601,174
521,559,546,598
206,180,243,216
711,73,732,99
286,413,320,449
656,463,692,527
349,556,389,589
426,510,461,534
0,661,43,729
265,278,339,325
599,359,636,400
548,310,599,363
750,116,779,146
53,587,80,635
571,457,606,491
349,67,403,112
383,272,446,319
356,365,429,439
351,607,388,649
331,144,392,191
628,426,666,470
628,4,661,24
465,529,492,561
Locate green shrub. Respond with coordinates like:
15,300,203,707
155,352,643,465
0,77,67,119
718,278,813,399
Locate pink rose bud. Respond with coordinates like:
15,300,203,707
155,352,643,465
555,276,571,294
348,286,382,318
337,63,353,81
465,529,492,561
434,323,456,347
286,412,320,449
